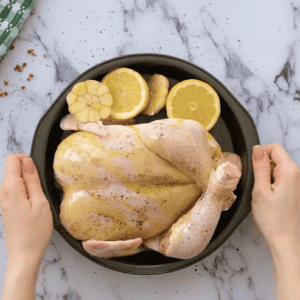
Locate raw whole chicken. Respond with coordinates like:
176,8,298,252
53,114,242,259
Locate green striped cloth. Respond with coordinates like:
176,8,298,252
0,0,37,61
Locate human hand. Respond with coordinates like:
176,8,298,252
252,143,300,249
0,154,53,264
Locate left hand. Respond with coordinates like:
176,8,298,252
0,154,53,264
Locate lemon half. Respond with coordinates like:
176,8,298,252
102,68,149,119
166,79,220,130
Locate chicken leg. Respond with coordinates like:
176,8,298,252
143,162,241,259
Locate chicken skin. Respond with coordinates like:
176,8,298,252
54,114,242,259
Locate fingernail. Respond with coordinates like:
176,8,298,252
23,158,37,173
253,146,264,161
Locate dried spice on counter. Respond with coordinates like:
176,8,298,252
27,73,34,81
14,64,23,72
27,48,37,56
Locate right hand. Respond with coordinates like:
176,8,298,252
252,143,300,249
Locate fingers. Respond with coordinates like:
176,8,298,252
264,142,293,166
264,143,299,181
1,154,31,205
252,145,271,194
0,176,29,206
2,154,46,205
3,153,30,181
21,158,45,203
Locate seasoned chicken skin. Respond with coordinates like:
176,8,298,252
54,115,242,259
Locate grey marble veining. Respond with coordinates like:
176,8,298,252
0,0,299,299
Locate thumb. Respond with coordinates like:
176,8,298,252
22,158,45,200
252,145,271,194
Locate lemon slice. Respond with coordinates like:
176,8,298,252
67,80,113,122
142,74,169,116
166,79,221,130
102,67,149,119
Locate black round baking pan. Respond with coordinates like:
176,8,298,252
30,54,260,275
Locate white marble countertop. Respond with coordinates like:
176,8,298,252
0,0,299,299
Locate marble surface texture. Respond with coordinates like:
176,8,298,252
0,0,300,299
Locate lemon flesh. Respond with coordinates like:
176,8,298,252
166,79,220,131
102,68,149,119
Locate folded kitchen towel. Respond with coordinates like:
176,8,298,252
0,0,37,62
